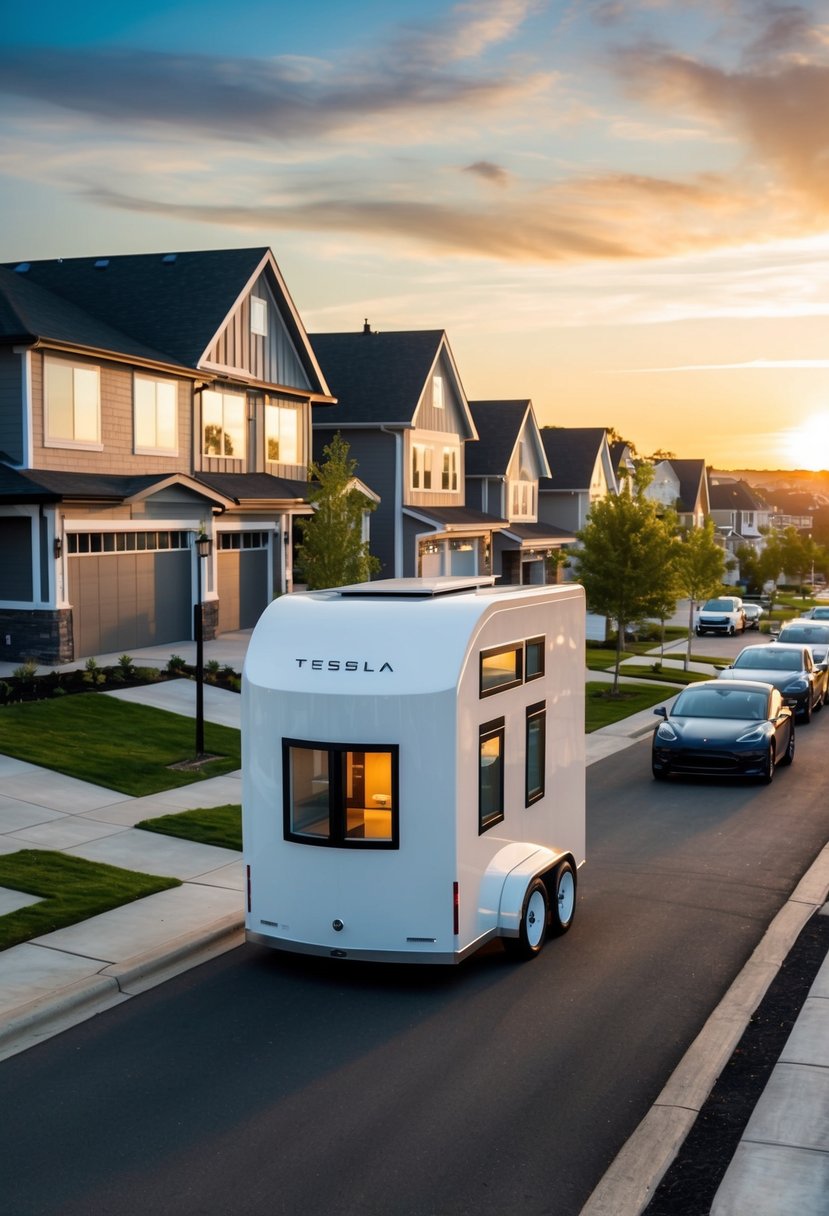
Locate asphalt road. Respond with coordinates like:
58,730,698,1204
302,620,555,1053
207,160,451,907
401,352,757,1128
2,678,827,1216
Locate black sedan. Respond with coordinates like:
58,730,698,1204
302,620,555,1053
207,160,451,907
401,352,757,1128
718,642,824,722
652,679,794,783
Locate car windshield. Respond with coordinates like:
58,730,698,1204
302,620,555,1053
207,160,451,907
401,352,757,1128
703,599,735,611
778,626,829,644
810,607,829,619
673,687,768,719
734,648,801,670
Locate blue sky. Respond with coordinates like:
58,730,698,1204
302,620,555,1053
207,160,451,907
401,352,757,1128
3,0,829,468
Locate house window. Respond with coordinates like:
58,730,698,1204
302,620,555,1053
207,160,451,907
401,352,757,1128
479,718,505,833
412,444,433,490
433,375,444,409
250,296,267,337
45,358,100,447
525,702,546,806
525,636,545,681
283,740,399,849
67,530,189,554
480,643,523,696
442,447,459,492
134,375,177,454
217,531,269,550
510,479,534,519
265,402,299,464
202,389,246,458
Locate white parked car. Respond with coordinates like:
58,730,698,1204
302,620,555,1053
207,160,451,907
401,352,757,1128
742,603,764,630
695,596,746,637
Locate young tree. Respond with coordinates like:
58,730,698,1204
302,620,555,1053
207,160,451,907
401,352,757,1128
674,520,726,669
573,473,678,692
296,433,381,590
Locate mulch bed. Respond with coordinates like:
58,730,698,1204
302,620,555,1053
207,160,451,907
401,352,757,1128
643,908,829,1214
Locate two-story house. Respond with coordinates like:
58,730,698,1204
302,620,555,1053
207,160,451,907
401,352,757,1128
708,476,774,584
536,427,618,534
310,326,507,578
645,458,710,529
0,248,334,663
464,400,574,584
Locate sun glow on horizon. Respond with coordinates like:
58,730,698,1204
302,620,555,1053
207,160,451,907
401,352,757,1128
782,412,829,472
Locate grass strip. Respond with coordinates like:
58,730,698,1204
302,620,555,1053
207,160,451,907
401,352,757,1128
585,681,673,733
137,804,242,852
614,665,711,685
0,695,240,795
0,850,180,951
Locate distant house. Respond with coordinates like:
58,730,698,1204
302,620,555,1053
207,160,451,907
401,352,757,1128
0,248,334,663
709,477,771,550
465,400,574,584
310,326,507,578
536,427,618,533
645,458,710,529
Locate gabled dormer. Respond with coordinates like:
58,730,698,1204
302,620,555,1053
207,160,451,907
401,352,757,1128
466,400,550,521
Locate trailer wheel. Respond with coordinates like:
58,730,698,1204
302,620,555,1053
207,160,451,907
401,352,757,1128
550,860,577,936
504,878,549,960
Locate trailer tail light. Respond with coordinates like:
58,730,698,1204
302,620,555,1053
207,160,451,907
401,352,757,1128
453,882,459,935
246,865,252,914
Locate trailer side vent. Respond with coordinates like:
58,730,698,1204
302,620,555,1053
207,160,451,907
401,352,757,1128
407,937,437,943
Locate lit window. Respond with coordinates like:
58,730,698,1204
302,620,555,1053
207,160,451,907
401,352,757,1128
479,718,505,833
265,402,299,464
250,296,267,337
480,643,523,696
202,389,246,458
284,740,399,848
525,702,546,806
45,358,100,446
412,444,433,490
134,376,177,453
442,447,458,491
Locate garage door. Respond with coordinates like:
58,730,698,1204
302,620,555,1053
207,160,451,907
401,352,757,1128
67,529,192,659
217,531,270,631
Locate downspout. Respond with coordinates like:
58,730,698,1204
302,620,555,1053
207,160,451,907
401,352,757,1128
380,426,404,578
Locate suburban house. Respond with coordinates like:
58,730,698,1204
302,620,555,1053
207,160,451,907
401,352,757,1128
464,400,574,584
310,326,507,578
536,427,618,534
644,458,710,529
0,248,335,664
708,476,774,584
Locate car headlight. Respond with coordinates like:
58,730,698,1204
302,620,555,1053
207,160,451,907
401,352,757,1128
656,722,678,741
736,726,766,743
783,679,808,693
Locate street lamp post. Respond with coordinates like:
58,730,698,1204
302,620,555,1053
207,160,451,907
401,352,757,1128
194,533,212,757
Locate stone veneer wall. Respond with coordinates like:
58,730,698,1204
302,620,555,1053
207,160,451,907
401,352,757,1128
0,609,74,665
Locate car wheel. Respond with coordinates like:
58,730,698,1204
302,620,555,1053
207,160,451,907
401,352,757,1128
504,878,549,960
801,696,813,725
549,861,576,936
652,761,669,781
728,625,735,636
761,742,776,784
780,724,795,766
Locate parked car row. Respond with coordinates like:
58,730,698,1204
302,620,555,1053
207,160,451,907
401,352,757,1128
652,619,829,784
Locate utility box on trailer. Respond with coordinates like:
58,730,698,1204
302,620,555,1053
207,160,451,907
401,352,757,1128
242,576,585,963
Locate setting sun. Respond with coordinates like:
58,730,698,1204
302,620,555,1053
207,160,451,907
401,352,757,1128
782,412,829,471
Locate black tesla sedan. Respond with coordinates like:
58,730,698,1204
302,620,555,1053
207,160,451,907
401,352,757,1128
652,679,794,783
718,642,823,722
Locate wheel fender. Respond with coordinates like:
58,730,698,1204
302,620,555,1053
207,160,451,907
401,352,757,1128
484,845,568,938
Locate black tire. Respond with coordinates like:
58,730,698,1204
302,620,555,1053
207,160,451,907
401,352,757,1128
801,696,813,725
550,861,577,936
503,878,549,960
652,761,669,781
780,724,795,767
695,628,703,637
761,742,776,784
728,625,735,636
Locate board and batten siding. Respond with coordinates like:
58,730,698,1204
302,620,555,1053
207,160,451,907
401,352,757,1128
0,349,25,465
202,273,312,391
404,427,466,510
411,351,469,437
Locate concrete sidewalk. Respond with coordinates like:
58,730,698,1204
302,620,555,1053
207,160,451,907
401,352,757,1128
0,644,827,1213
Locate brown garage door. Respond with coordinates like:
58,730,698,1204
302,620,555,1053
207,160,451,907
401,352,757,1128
217,531,270,631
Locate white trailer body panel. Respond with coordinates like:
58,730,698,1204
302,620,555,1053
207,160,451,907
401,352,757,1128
242,577,585,963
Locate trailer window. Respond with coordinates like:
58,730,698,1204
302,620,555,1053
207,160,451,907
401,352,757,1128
479,718,505,833
525,702,546,806
525,637,545,681
283,740,399,848
480,644,523,696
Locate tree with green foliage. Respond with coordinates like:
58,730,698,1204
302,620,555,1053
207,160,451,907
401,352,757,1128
296,433,381,590
673,520,727,669
573,471,679,692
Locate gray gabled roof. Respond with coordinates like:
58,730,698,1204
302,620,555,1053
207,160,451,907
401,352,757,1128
502,520,576,546
538,427,608,490
709,479,763,512
466,401,528,476
403,505,508,531
667,459,708,513
194,471,312,505
310,330,450,426
0,466,231,507
1,249,330,394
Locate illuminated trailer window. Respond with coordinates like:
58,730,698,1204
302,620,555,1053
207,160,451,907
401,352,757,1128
283,740,399,849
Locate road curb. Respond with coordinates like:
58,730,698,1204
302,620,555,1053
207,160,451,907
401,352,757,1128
106,912,245,995
579,843,829,1216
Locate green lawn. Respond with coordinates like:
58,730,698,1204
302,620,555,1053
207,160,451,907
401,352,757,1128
585,681,672,732
0,850,180,951
0,695,240,795
137,804,242,851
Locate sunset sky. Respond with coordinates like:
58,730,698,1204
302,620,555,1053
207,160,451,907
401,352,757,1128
3,0,829,470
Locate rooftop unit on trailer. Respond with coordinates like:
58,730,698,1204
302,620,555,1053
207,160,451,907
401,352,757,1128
242,576,585,963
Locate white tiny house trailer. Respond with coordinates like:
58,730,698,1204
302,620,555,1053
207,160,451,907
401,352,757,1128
242,576,585,963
